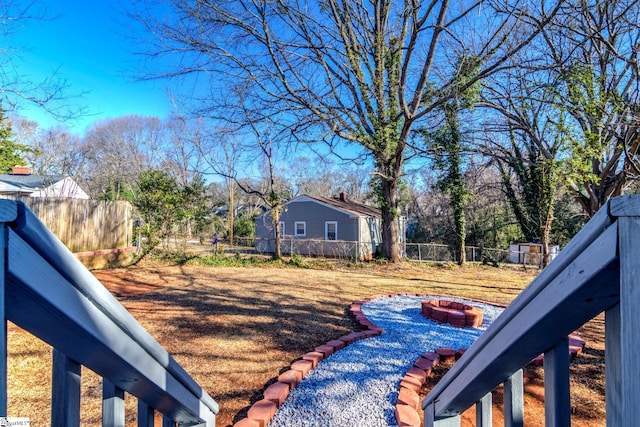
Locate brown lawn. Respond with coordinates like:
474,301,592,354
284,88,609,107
7,259,605,426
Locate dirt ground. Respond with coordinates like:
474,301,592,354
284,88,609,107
6,260,605,426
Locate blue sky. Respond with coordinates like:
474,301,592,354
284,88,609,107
11,1,174,135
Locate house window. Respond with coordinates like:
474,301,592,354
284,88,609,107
276,221,285,237
295,221,306,237
325,221,338,240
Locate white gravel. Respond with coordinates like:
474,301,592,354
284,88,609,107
268,295,503,427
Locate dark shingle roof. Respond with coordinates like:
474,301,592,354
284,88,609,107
302,194,380,217
0,174,65,190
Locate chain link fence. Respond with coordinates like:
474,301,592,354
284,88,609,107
194,236,543,266
404,243,511,264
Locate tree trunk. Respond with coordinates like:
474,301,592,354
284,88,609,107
380,178,401,263
453,199,466,265
272,206,282,260
540,206,554,267
228,185,234,246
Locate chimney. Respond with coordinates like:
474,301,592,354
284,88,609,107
339,192,347,201
11,166,31,175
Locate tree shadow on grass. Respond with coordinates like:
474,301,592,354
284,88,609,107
99,267,363,426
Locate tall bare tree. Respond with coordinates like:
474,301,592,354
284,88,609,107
27,125,84,177
199,93,293,258
478,64,567,266
202,129,244,245
131,0,562,261
81,115,162,199
542,0,640,216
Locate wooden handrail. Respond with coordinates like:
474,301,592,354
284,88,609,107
0,200,217,425
423,195,640,426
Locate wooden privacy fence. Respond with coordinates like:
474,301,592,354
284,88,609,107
422,195,639,426
0,200,217,426
3,197,132,252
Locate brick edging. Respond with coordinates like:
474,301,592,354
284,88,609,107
232,295,385,427
393,296,587,427
232,293,586,427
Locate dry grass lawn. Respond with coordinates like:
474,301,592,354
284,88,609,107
7,259,605,426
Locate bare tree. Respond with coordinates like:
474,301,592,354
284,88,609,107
286,157,372,200
0,2,84,119
203,129,244,245
542,0,640,216
27,125,84,177
478,64,566,266
225,125,292,260
130,0,562,262
81,115,162,199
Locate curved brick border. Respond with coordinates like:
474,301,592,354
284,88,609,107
395,347,467,426
232,293,587,427
232,296,385,427
394,336,586,427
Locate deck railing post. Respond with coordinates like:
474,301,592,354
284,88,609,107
608,215,640,426
476,392,492,427
544,337,570,426
0,224,6,415
103,379,125,427
137,401,154,427
424,401,435,427
423,401,461,427
51,349,81,427
504,369,524,427
605,302,621,426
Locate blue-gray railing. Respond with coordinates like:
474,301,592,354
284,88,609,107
422,194,640,426
0,200,218,426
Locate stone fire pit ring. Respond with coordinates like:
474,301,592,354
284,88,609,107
421,299,484,328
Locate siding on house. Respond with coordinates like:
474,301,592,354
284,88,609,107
360,216,382,243
255,194,384,258
285,199,358,241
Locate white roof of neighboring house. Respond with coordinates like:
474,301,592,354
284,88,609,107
0,174,89,199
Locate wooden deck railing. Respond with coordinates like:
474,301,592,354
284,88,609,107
422,194,640,426
0,200,218,426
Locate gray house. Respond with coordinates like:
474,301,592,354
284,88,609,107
255,193,405,259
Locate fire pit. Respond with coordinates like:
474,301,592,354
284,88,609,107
421,299,484,328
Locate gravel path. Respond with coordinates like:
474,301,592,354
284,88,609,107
269,295,503,427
